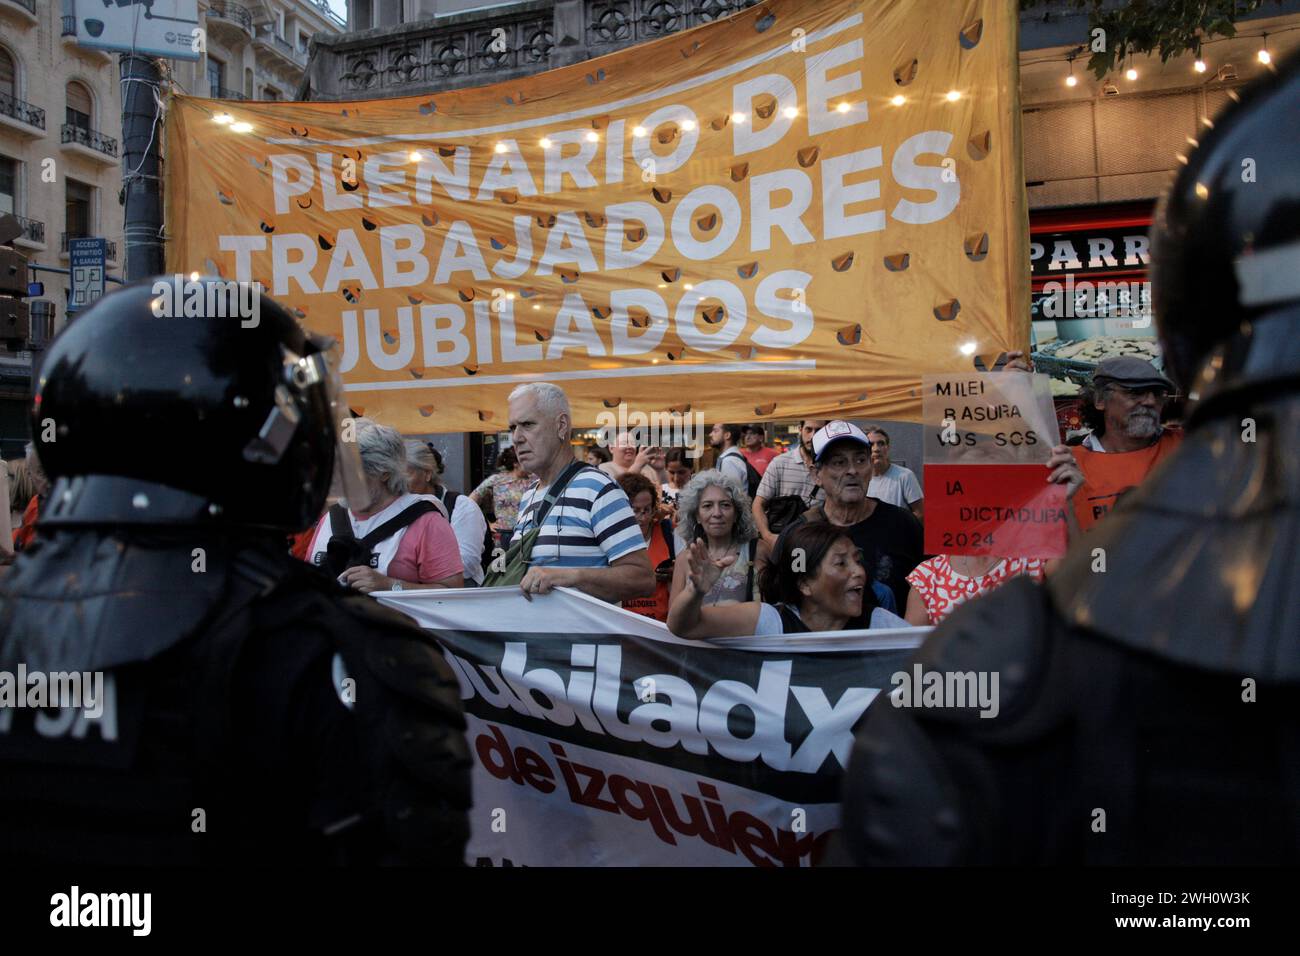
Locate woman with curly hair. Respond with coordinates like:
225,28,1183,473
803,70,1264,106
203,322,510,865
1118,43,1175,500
668,469,759,607
668,521,909,638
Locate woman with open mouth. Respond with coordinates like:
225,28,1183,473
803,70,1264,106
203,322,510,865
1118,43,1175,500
668,520,909,637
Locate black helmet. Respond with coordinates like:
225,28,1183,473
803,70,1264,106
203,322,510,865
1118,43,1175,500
1151,50,1300,401
33,278,351,532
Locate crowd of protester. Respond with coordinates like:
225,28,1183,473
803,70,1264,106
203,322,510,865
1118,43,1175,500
2,353,1176,637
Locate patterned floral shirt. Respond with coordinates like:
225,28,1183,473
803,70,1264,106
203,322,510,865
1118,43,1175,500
906,555,1047,625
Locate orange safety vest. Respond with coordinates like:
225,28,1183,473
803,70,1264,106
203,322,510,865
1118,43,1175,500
1070,429,1182,532
623,519,674,622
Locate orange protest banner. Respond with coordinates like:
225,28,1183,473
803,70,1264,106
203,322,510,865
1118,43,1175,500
164,0,1028,433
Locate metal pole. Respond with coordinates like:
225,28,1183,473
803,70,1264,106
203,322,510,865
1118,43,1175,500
119,53,165,281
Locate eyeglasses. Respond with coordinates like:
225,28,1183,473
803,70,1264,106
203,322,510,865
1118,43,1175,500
1109,384,1171,402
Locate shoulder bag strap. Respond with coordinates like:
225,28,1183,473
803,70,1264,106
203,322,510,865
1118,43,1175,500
531,461,589,529
358,500,438,550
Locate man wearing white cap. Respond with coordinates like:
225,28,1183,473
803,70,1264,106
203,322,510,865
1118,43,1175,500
783,421,924,611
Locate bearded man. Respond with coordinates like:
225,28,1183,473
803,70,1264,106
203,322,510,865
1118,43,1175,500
1070,356,1182,532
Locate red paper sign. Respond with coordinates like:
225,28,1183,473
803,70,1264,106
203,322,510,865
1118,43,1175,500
924,464,1068,558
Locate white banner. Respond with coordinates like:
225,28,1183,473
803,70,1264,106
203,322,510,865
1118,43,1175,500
380,587,929,866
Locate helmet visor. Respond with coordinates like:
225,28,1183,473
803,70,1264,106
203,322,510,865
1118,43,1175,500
294,340,368,510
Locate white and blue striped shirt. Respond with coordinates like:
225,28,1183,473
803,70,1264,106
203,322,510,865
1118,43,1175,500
510,467,646,568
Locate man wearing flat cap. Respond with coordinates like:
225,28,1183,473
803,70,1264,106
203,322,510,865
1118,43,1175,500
1069,356,1182,532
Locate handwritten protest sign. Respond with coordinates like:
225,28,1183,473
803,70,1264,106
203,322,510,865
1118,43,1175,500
922,371,1067,557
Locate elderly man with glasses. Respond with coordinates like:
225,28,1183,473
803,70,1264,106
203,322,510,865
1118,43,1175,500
1070,356,1183,532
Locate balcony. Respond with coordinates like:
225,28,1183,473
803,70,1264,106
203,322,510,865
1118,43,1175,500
206,1,254,41
61,15,116,63
307,0,759,99
310,0,345,29
11,216,45,250
210,85,246,100
0,90,45,137
0,0,38,28
61,124,119,164
256,27,307,69
60,234,118,262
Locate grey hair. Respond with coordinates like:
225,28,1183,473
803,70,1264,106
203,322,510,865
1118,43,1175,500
404,439,439,476
508,382,571,436
354,418,409,497
675,468,757,546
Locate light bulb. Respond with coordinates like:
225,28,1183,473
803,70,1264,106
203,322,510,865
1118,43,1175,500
1258,48,1272,65
632,126,647,137
538,137,552,148
494,142,508,154
890,94,905,106
585,131,599,142
945,89,961,102
731,111,747,123
782,106,798,118
836,102,851,113
1194,59,1207,73
680,118,696,131
1125,68,1138,80
959,341,977,356
408,150,423,162
1065,74,1077,87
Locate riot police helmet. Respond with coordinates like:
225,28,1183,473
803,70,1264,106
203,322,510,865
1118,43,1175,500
32,277,365,532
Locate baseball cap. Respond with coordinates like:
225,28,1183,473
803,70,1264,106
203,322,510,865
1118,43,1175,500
1091,356,1175,392
812,420,872,464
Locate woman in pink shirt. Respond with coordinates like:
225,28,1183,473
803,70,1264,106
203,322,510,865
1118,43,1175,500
306,419,464,592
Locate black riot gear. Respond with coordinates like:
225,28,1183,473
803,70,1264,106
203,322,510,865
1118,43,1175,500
33,279,343,532
0,281,471,865
841,54,1300,866
1150,49,1300,401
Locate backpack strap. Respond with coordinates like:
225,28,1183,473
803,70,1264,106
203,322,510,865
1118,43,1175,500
745,537,758,600
661,519,676,559
328,503,354,542
358,500,438,550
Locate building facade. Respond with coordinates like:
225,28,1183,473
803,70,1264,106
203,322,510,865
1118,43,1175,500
170,0,346,106
1,0,126,454
0,0,345,455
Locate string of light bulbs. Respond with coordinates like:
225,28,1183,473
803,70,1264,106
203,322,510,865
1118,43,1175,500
1020,24,1300,88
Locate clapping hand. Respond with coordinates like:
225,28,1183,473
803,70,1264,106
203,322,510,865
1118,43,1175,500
682,539,736,596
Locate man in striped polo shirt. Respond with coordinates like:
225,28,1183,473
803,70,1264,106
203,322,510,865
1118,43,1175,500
508,382,655,604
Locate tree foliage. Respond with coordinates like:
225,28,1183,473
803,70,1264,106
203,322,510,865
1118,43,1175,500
1020,0,1284,78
